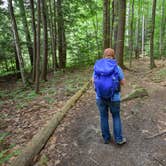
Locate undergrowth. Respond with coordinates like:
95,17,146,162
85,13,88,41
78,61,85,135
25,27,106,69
152,68,166,83
0,66,92,164
0,133,20,165
0,67,92,109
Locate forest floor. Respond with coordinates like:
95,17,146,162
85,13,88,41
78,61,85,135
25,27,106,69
1,58,166,166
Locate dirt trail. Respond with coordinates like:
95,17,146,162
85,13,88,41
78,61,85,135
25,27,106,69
35,59,166,166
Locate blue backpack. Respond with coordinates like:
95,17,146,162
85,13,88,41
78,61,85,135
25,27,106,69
94,58,120,99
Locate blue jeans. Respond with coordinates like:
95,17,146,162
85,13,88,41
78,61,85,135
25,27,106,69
96,98,123,143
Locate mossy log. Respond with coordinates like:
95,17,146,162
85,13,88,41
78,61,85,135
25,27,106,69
121,88,149,102
11,81,90,166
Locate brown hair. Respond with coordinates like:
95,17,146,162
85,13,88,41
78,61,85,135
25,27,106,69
103,48,115,58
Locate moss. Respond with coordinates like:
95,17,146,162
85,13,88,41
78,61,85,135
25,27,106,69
122,88,149,102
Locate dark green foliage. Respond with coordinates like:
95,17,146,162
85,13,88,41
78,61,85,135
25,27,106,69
0,0,166,76
0,8,16,74
63,0,102,66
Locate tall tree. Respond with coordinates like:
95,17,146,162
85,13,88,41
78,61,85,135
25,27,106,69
115,0,126,68
113,0,119,51
18,0,33,66
62,23,67,68
14,45,20,73
103,0,110,49
110,0,114,48
135,0,141,59
8,0,26,86
53,0,58,67
159,0,166,58
129,0,134,67
41,0,48,81
150,0,157,69
57,0,66,68
35,0,41,93
30,0,37,81
48,0,58,70
141,15,145,56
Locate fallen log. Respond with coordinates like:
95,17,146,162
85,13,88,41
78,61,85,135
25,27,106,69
121,88,149,102
11,81,90,166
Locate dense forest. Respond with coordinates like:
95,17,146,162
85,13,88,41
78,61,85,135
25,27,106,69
0,1,166,165
0,0,165,92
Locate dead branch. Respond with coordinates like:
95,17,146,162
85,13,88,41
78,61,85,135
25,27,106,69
145,130,166,139
153,157,165,166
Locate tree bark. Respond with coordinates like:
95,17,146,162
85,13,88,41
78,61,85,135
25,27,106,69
18,0,33,66
8,0,26,86
53,0,58,66
30,0,37,81
35,0,41,93
113,0,119,51
57,0,66,68
150,0,157,69
41,0,48,81
129,0,134,68
115,0,126,68
103,0,110,49
159,0,166,58
141,15,145,56
48,0,58,70
135,0,140,59
110,0,114,48
62,25,67,68
14,45,20,72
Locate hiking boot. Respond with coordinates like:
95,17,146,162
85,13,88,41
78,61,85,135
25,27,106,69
104,138,111,144
116,138,126,145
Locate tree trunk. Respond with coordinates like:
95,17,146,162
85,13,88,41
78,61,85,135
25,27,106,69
103,0,110,49
129,0,134,68
48,0,58,70
62,26,67,68
150,0,157,69
141,15,145,56
14,46,20,72
18,0,33,67
35,0,41,93
53,0,58,66
115,0,126,68
159,0,166,58
8,0,26,86
135,0,140,59
110,0,114,48
13,44,21,78
41,0,48,81
57,0,66,68
30,0,37,81
4,59,9,72
113,0,119,52
95,12,101,58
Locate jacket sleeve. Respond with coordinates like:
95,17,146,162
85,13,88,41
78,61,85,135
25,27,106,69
117,66,124,81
